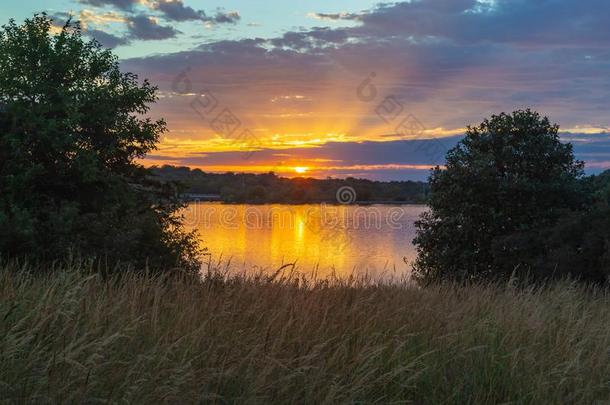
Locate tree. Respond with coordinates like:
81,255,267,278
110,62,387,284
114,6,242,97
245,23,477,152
491,172,610,284
413,109,586,284
0,15,201,273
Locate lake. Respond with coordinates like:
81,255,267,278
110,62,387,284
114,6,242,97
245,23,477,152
183,203,427,280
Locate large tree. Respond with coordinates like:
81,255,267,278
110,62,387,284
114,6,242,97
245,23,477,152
413,109,586,284
0,15,200,272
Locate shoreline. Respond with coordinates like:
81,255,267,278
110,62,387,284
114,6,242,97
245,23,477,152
182,199,428,206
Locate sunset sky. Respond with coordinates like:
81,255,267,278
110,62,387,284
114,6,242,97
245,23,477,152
2,0,610,180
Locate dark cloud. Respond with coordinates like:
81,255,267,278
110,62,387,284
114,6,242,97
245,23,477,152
152,2,240,24
145,138,453,180
49,12,129,48
85,29,130,47
562,132,610,170
144,133,610,180
155,0,204,21
350,0,610,47
127,15,179,40
210,10,240,24
123,25,610,137
77,0,241,27
150,1,240,25
312,12,363,21
78,0,137,11
143,132,610,180
271,27,348,50
124,0,610,180
175,138,449,166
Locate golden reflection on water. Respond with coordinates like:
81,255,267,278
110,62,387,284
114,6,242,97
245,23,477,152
182,203,426,279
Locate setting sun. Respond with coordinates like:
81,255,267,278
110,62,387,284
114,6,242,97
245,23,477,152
294,166,309,174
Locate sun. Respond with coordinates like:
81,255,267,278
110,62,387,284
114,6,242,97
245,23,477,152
294,166,309,174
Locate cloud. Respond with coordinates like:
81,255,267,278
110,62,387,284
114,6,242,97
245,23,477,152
77,0,241,27
53,3,240,47
78,9,127,26
349,0,610,47
209,10,240,24
154,0,203,21
148,1,241,25
127,15,179,40
85,29,130,47
78,0,139,11
309,12,363,21
143,132,610,180
271,27,348,50
122,0,610,180
50,11,130,47
145,137,453,180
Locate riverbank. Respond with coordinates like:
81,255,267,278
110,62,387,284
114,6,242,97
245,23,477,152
1,263,608,403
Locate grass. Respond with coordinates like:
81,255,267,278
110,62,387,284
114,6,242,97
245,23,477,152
0,261,608,404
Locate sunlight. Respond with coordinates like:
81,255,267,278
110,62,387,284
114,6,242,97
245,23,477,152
294,166,309,174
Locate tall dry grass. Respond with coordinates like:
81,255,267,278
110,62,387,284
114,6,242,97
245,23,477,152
0,261,608,404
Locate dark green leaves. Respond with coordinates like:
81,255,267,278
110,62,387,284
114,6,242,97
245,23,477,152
413,109,590,284
0,14,200,273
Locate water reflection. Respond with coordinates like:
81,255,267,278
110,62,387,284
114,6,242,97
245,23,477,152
182,203,426,279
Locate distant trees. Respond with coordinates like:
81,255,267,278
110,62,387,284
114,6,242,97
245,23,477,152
0,15,200,272
151,166,429,204
413,110,602,284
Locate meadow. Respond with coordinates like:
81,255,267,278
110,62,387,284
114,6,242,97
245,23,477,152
1,261,608,404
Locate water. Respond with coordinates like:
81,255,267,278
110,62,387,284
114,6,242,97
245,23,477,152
182,203,426,279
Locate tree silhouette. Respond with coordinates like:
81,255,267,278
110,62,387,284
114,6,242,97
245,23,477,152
0,15,200,272
413,109,585,284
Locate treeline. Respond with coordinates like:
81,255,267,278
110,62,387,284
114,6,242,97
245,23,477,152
150,165,429,204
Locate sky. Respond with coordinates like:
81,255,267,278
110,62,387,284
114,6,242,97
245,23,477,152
2,0,610,180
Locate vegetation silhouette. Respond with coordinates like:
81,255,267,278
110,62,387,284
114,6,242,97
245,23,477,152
414,109,609,284
152,166,429,204
0,15,200,273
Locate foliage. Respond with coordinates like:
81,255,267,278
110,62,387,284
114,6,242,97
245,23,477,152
413,110,588,284
491,172,610,283
151,165,429,204
0,15,201,273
